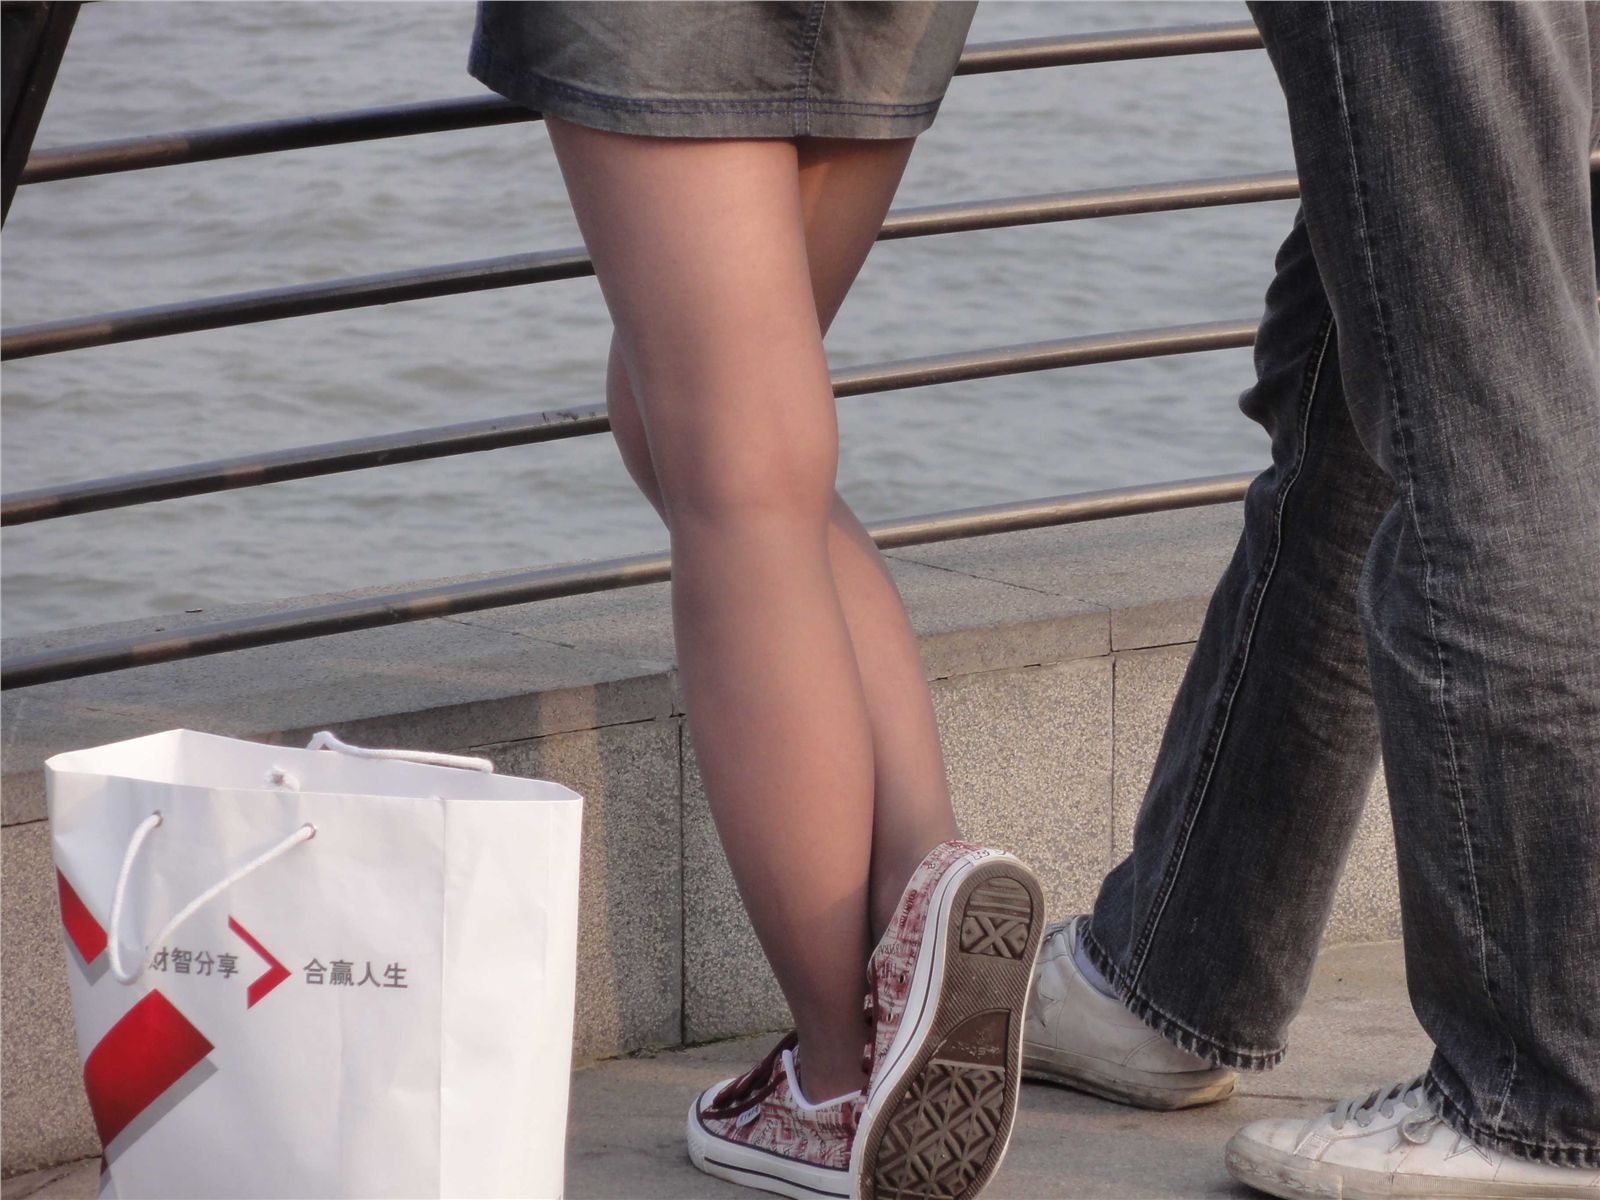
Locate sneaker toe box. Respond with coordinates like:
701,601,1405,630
1125,1031,1228,1074
1230,1116,1316,1158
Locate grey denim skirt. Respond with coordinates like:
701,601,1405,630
468,1,978,140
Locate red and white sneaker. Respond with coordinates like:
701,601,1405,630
851,840,1046,1200
687,1032,864,1200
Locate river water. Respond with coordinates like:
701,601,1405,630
1,1,1297,638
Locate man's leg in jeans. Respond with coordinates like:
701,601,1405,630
1057,0,1598,1179
1020,209,1395,1113
1076,211,1393,1068
1245,1,1600,1165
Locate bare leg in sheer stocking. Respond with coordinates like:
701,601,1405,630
548,124,957,1102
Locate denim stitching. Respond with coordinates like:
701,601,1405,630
1082,925,1288,1069
1321,0,1517,1134
1123,309,1338,985
795,2,827,136
476,57,940,118
1425,1071,1597,1168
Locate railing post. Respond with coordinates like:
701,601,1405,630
2,0,79,224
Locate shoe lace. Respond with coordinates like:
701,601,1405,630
1330,1076,1438,1140
701,1032,798,1122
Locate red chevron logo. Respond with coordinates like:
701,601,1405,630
57,869,108,964
83,990,212,1147
227,917,289,1008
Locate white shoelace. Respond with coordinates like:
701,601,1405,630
1330,1076,1440,1142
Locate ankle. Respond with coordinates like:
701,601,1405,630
793,1048,865,1107
869,832,961,944
1073,934,1119,1000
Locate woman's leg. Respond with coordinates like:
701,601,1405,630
549,123,880,1101
603,137,959,946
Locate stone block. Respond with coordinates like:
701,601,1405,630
1,823,98,1175
883,556,1108,678
935,658,1114,921
1110,644,1193,861
2,700,161,827
3,601,678,800
891,505,1242,655
438,581,680,709
1324,773,1402,945
484,718,684,1060
679,746,790,1045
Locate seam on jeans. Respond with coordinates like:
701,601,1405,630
1424,1071,1598,1168
795,1,827,136
1122,310,1337,986
1322,1,1515,1131
1081,924,1285,1070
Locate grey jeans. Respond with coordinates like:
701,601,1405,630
1083,1,1600,1167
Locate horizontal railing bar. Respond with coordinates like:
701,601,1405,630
0,471,1253,688
1,245,593,360
869,472,1251,548
954,22,1260,75
0,404,610,523
19,24,1263,185
20,96,531,185
15,146,1597,361
1,320,1257,523
878,172,1299,240
829,319,1257,395
1,172,1295,361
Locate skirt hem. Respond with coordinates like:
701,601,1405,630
469,48,944,140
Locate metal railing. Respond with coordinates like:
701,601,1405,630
0,474,1255,688
2,321,1260,524
0,19,1449,687
14,23,1265,185
0,174,1291,361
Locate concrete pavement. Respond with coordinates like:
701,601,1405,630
1,940,1430,1199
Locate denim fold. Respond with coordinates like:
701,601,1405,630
1088,1,1600,1168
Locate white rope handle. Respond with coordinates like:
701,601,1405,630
306,730,494,774
107,813,316,985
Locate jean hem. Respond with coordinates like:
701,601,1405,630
1081,923,1288,1072
1424,1070,1600,1169
468,47,944,140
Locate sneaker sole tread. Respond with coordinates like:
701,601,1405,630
854,860,1046,1200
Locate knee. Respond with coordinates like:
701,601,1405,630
605,348,665,514
656,425,839,533
610,408,664,511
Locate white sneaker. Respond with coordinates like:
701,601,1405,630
1226,1076,1600,1199
1022,915,1237,1109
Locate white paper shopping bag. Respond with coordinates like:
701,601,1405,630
46,728,583,1199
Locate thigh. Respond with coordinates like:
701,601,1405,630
601,135,915,516
795,137,917,332
545,121,835,509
